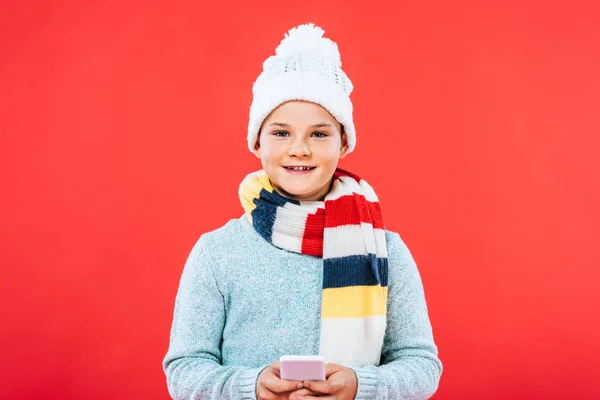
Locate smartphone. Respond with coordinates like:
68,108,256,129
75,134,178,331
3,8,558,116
279,355,326,381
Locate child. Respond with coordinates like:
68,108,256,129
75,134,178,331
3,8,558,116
163,23,442,400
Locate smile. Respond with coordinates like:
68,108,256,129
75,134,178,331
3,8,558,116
283,166,316,171
283,166,316,175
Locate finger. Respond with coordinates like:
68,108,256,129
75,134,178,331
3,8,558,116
292,395,332,400
304,370,349,395
302,379,333,394
265,376,303,394
289,388,322,396
271,362,281,373
325,363,342,377
263,363,302,393
325,365,352,392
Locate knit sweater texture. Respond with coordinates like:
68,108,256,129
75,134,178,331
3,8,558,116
163,215,442,399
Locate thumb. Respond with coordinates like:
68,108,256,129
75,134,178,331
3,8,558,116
303,379,332,394
325,363,342,377
269,361,281,374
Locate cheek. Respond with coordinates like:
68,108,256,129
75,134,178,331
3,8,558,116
321,146,342,162
263,143,286,159
259,147,279,166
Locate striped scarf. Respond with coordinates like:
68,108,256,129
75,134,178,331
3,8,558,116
239,168,388,367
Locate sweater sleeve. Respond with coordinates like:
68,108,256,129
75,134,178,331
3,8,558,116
162,237,265,400
350,232,443,400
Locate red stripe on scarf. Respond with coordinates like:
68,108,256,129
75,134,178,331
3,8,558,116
333,168,361,182
325,194,384,229
302,207,325,256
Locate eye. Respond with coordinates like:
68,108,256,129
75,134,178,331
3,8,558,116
312,131,328,138
273,131,289,137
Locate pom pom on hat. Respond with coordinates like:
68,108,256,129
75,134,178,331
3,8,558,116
275,23,342,67
247,23,357,154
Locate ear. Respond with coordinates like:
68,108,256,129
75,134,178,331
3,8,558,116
339,130,349,159
252,135,261,159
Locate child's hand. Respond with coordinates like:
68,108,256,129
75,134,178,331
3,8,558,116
256,362,303,400
288,388,323,398
290,363,358,400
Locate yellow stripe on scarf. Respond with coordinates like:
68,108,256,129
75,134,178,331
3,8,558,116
321,285,388,319
239,171,275,225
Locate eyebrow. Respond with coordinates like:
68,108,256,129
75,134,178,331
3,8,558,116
267,122,335,129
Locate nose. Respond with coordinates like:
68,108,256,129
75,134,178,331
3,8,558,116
288,137,310,157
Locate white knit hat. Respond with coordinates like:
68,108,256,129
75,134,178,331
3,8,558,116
247,23,356,154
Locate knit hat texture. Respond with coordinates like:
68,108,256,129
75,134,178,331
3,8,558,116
247,23,356,154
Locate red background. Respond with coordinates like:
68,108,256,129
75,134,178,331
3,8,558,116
1,1,599,399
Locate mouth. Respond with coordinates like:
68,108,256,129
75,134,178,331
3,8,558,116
282,166,316,175
283,166,316,171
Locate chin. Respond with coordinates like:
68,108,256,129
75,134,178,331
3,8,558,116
279,186,312,199
283,188,309,197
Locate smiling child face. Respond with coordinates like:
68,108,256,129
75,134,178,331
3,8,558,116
252,101,349,202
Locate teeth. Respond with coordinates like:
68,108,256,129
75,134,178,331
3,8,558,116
287,166,313,171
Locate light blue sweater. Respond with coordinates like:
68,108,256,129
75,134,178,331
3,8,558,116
163,215,442,399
